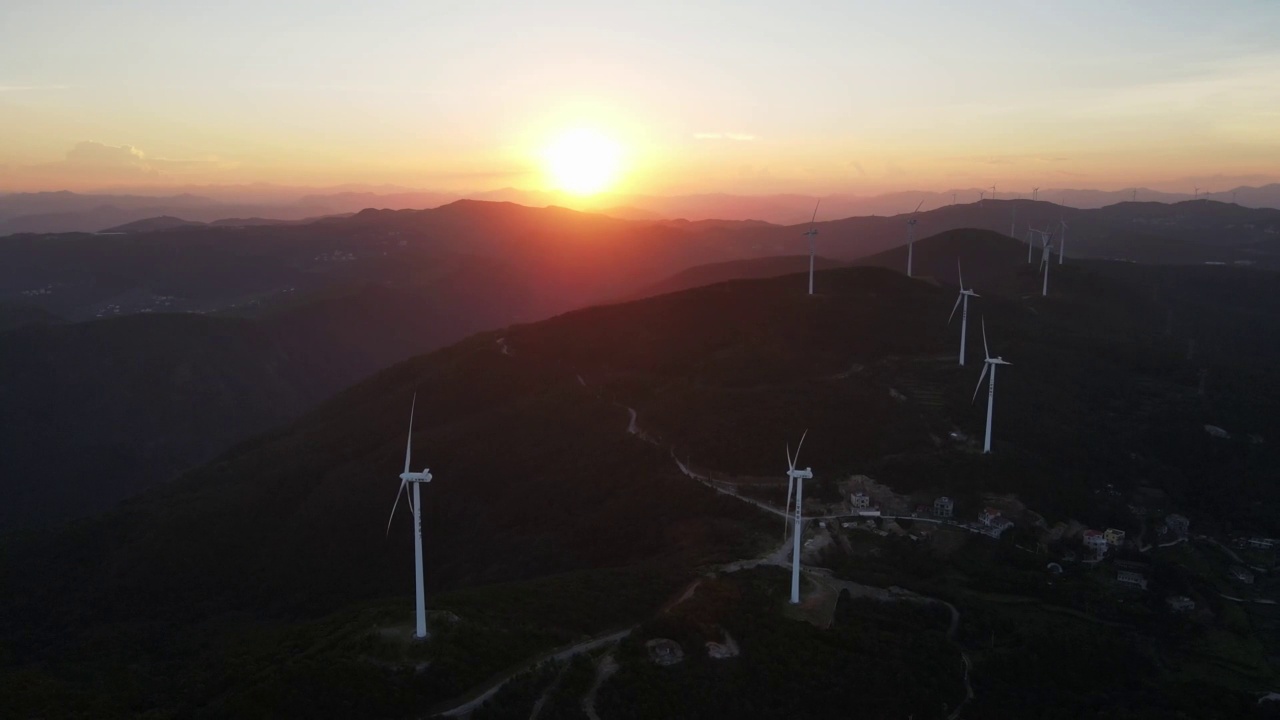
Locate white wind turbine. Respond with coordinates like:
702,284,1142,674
949,259,980,366
784,431,813,605
386,394,433,639
1038,225,1054,296
804,201,820,295
972,319,1012,454
1058,218,1068,265
904,200,924,277
1026,223,1042,264
990,184,997,201
1032,187,1039,201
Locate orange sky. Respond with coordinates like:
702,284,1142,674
3,1,1278,196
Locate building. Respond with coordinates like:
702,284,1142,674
850,492,871,509
1083,530,1108,558
1104,528,1126,548
1165,514,1190,538
1166,596,1196,612
981,517,1014,539
1230,566,1256,585
1246,537,1275,550
979,507,1002,526
1117,569,1148,590
933,496,954,518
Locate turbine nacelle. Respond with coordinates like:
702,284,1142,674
400,470,433,483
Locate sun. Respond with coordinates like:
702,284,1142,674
543,128,623,196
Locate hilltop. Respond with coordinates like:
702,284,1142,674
5,257,1280,715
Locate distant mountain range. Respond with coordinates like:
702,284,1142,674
5,183,1280,234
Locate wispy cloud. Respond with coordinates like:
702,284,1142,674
694,132,757,141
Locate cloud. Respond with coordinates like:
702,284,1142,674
14,142,234,188
65,141,150,169
694,132,757,141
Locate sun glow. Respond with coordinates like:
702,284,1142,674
543,128,624,195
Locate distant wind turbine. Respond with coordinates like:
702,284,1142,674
1032,187,1039,201
905,200,924,277
1194,186,1200,199
785,432,813,605
386,394,434,639
803,201,820,295
990,184,997,201
1039,226,1054,296
1010,206,1017,237
1026,223,1039,264
952,193,957,205
948,259,979,367
1058,218,1068,265
1132,189,1137,202
979,190,985,204
972,319,1012,454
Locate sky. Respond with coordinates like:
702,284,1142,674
2,0,1279,197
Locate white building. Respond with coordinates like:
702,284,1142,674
981,517,1014,539
1117,569,1148,590
933,497,954,518
1104,528,1126,547
1083,530,1108,558
851,492,871,509
979,507,1002,526
1166,596,1196,612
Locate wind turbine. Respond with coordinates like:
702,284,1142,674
978,190,985,204
990,184,997,201
804,201,820,295
949,259,979,366
904,200,923,277
1038,226,1054,296
1010,206,1017,237
972,319,1012,454
1032,187,1039,201
1194,186,1200,199
1058,218,1068,265
784,432,813,605
1026,223,1039,264
386,394,433,639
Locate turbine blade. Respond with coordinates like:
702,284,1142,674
794,430,808,466
386,478,409,536
957,258,964,289
403,393,416,475
948,293,962,324
913,199,924,213
786,442,793,471
982,317,990,359
810,200,820,225
972,363,990,404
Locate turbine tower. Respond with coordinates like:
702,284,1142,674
1026,224,1038,264
1032,187,1039,201
904,200,923,277
386,394,433,639
972,319,1012,454
1058,218,1068,265
1039,227,1054,296
1010,206,1017,238
803,201,820,295
990,184,997,201
785,432,813,605
948,259,980,366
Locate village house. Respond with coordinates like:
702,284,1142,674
1166,596,1196,612
1082,530,1109,559
646,638,685,666
1116,560,1150,590
979,507,1002,526
1104,528,1126,548
1165,514,1190,539
850,492,871,509
933,496,954,518
981,516,1014,539
1246,537,1275,550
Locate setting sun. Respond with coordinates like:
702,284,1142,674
543,128,623,195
